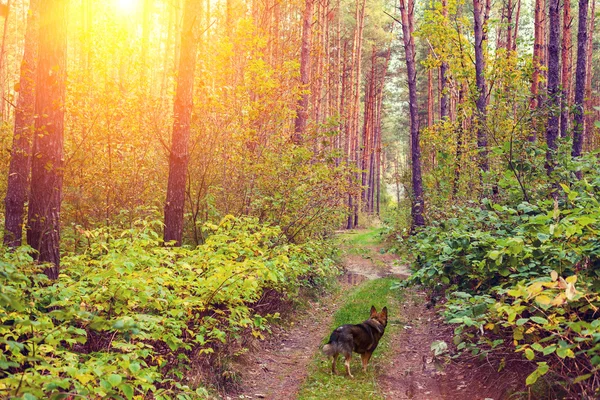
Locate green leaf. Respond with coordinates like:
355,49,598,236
526,362,549,385
525,348,535,360
573,373,592,384
536,233,550,242
516,318,529,326
556,347,575,359
542,345,557,355
107,374,122,387
530,316,549,325
121,384,134,399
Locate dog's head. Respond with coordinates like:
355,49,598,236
369,305,388,327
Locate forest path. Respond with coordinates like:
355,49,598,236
226,229,501,400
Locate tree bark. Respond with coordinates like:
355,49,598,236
560,0,572,138
400,0,425,229
440,0,449,119
0,0,11,121
545,0,561,175
292,0,315,144
572,0,589,158
530,0,544,141
164,0,201,246
583,0,595,146
3,0,39,248
473,0,489,173
27,0,68,279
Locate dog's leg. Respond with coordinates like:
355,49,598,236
361,352,372,372
331,353,338,374
344,353,354,378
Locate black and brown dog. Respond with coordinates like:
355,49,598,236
322,306,388,377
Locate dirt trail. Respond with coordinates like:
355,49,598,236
228,230,506,400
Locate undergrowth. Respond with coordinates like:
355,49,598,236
0,215,338,399
402,152,600,399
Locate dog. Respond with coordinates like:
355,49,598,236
322,306,388,377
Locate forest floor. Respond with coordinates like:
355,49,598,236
225,229,519,400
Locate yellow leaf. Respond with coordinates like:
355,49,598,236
566,275,577,284
535,295,553,305
485,323,495,331
550,270,558,281
551,294,565,306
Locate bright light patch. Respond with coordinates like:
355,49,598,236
116,0,140,14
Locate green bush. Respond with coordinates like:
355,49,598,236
404,155,600,397
0,215,337,399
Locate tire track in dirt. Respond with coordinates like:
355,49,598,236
228,230,507,400
228,231,397,399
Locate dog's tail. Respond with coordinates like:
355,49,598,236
322,342,342,357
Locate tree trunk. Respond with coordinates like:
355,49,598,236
26,0,68,279
164,0,201,246
440,0,449,119
572,0,589,158
545,0,561,175
400,0,425,229
560,0,572,138
531,0,543,141
3,0,39,248
473,0,489,174
292,0,315,144
583,0,595,146
0,0,11,121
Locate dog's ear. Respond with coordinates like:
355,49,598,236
381,306,388,320
370,305,377,316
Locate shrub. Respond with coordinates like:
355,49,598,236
0,215,337,399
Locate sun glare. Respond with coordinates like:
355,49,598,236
116,0,140,14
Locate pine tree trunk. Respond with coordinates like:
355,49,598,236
3,0,39,248
473,0,489,174
583,0,595,147
545,0,561,175
400,0,425,229
531,0,543,141
0,0,11,121
560,0,572,138
27,0,68,279
293,0,315,144
440,0,449,119
164,0,201,246
572,0,589,158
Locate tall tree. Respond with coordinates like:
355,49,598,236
560,0,572,138
473,0,489,175
164,0,201,246
292,0,315,144
399,0,425,228
440,0,449,119
572,0,589,158
3,0,39,248
530,0,544,141
583,0,595,144
26,0,68,279
545,0,561,174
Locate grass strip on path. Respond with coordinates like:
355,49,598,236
297,277,401,400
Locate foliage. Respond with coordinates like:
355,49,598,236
0,215,338,399
403,154,600,396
